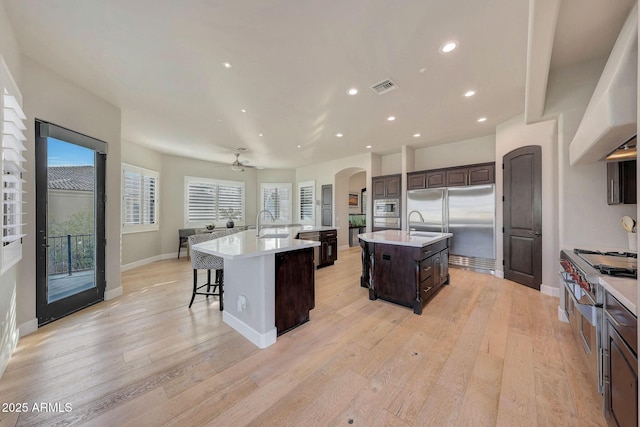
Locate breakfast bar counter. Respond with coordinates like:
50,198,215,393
193,226,328,348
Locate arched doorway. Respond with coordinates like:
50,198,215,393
334,167,367,249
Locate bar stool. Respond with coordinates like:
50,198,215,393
188,233,224,310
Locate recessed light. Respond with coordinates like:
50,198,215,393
464,90,476,97
241,109,247,113
365,145,372,149
258,133,263,137
297,145,302,148
387,116,396,121
477,117,487,122
413,133,421,138
440,41,458,53
223,62,232,69
336,133,343,138
347,88,358,95
419,68,427,74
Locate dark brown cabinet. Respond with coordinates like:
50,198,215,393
274,248,315,335
407,163,494,190
447,164,495,187
607,160,636,205
407,170,447,190
361,237,450,314
372,174,401,198
318,229,337,267
604,292,638,427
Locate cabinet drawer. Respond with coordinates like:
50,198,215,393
419,257,433,283
421,239,447,259
321,230,337,239
605,293,637,353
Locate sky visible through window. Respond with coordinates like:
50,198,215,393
47,137,94,166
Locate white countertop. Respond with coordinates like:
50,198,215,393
357,230,453,247
193,226,334,260
600,275,638,316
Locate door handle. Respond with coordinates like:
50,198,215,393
529,231,541,237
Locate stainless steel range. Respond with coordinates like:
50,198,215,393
559,248,638,399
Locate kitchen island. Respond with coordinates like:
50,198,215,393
193,226,336,348
358,230,453,314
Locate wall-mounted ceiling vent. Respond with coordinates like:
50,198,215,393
370,78,398,95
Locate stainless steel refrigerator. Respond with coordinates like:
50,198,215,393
407,184,496,271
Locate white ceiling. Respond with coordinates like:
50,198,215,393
3,0,635,169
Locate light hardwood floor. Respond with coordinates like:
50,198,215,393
0,247,607,426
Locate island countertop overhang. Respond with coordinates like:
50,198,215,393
193,226,335,260
357,230,453,247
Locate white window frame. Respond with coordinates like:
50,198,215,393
298,180,315,225
184,176,245,228
260,183,292,224
122,163,159,234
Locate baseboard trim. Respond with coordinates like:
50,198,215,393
105,286,123,300
121,253,181,272
338,245,350,252
540,284,560,298
18,318,37,338
222,311,277,349
494,270,504,279
558,306,569,323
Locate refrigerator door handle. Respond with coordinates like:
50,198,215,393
443,189,449,233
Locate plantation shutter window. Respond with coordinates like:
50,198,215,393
298,181,315,225
122,164,159,233
185,177,245,227
260,183,292,223
1,57,26,272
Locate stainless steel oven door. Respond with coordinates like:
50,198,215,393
559,269,604,394
374,199,399,217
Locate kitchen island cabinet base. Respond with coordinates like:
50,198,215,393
219,247,316,349
359,234,451,315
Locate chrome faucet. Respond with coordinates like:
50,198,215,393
256,210,275,236
407,210,425,234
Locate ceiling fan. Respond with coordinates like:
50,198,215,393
230,152,258,172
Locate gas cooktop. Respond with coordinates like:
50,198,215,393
574,248,637,279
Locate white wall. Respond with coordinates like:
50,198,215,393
546,58,636,252
121,141,163,266
297,153,373,245
0,0,21,378
495,115,558,291
414,135,496,170
19,55,123,327
381,152,402,175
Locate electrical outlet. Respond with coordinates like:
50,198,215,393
237,295,247,311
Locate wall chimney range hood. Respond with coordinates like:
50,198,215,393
569,3,638,165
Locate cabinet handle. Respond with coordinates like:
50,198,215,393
423,266,432,273
423,250,432,257
605,309,633,328
422,287,432,293
610,179,615,204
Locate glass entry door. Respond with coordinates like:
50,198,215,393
35,121,106,326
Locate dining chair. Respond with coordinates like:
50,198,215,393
178,228,196,259
188,233,224,310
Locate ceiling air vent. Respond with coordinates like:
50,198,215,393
370,78,398,95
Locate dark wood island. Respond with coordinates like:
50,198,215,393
359,230,452,314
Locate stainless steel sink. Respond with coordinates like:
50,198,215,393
258,233,290,239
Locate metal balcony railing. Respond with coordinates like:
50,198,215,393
47,234,95,275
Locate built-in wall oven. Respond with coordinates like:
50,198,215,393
373,198,400,230
374,199,399,217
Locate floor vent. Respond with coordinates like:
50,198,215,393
370,78,398,95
